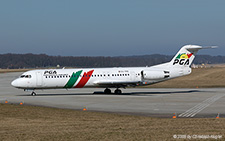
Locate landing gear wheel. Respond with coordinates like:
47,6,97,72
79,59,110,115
104,88,111,94
114,89,122,94
31,92,36,96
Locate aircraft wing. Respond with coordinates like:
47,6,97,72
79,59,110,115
93,80,140,88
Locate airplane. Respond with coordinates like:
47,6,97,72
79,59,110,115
11,45,215,96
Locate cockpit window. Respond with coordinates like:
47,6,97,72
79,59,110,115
20,75,31,78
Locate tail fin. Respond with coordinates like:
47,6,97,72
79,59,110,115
169,45,216,67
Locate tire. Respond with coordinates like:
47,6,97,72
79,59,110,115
104,88,111,94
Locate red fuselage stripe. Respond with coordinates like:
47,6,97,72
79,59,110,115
74,70,94,88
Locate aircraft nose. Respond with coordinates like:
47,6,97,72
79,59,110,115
11,79,19,87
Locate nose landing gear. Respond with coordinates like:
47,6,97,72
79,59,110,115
31,91,36,96
24,89,37,96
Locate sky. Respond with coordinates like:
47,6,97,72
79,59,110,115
0,0,224,56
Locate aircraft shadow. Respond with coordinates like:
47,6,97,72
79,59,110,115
17,90,204,97
93,90,202,95
18,93,93,96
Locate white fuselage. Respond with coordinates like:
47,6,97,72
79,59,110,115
11,66,191,90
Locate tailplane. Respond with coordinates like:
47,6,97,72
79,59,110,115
150,45,216,79
152,45,216,69
169,45,216,67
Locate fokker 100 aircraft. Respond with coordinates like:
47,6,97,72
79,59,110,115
11,45,214,95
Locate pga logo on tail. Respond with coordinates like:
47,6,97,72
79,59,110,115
173,53,193,65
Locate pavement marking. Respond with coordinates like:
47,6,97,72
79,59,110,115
178,94,225,118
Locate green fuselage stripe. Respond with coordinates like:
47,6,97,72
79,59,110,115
64,70,83,88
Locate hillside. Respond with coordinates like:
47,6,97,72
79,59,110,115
1,53,225,69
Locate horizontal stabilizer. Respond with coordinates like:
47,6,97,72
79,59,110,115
186,46,217,52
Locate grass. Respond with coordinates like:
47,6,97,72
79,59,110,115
0,69,30,73
0,104,225,141
146,67,225,88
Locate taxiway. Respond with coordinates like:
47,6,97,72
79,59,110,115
1,72,225,118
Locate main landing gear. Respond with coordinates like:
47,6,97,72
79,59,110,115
104,88,122,94
104,88,111,94
114,89,122,94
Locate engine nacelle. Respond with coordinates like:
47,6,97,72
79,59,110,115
142,70,169,80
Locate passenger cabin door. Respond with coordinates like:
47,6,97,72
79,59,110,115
36,72,43,87
130,71,136,81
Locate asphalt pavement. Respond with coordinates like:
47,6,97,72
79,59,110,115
1,72,225,118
